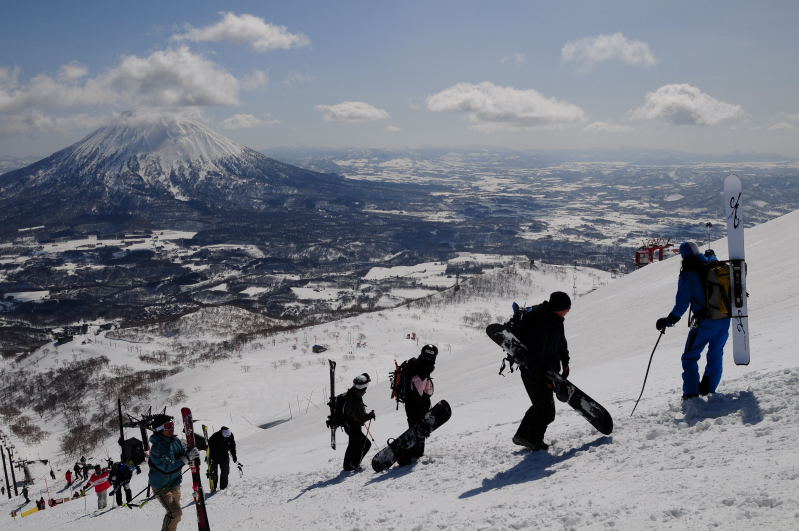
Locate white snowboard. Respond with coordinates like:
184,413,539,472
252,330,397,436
723,175,750,365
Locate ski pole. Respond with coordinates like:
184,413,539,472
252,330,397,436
630,329,665,417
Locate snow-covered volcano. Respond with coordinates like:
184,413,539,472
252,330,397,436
0,113,351,230
68,112,248,186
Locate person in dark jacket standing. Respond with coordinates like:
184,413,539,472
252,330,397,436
109,461,134,506
208,427,238,490
148,414,198,531
513,291,572,451
397,344,437,466
656,242,730,398
341,373,375,472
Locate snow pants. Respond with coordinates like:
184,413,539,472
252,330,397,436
154,485,182,531
114,482,132,506
342,425,371,471
516,369,556,443
96,489,108,510
681,318,730,396
212,459,231,490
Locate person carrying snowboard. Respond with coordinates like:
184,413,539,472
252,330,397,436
397,344,438,466
208,426,238,490
148,414,199,531
512,291,572,451
341,373,375,472
656,242,730,398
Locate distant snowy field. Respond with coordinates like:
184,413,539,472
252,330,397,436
3,210,799,530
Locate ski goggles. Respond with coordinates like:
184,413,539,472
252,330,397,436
155,420,175,432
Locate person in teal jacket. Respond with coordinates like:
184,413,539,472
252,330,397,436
148,414,198,531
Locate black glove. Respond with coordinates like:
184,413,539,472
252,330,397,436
368,410,376,421
656,313,680,331
561,365,570,379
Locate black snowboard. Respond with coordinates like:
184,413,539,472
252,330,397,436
371,400,452,472
486,323,613,435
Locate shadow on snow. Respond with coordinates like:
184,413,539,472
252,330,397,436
680,390,763,427
287,470,351,502
458,436,612,499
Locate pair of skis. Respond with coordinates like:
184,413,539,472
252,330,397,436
181,407,211,531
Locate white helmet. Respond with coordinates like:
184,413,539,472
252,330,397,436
353,373,371,389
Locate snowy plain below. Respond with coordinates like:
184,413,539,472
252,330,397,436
3,209,799,530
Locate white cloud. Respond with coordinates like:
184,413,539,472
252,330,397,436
241,70,269,91
283,71,312,87
220,113,279,129
58,62,89,82
316,101,390,122
0,110,107,135
0,47,240,114
172,12,310,52
500,52,525,65
630,83,744,126
562,32,656,71
768,121,797,131
104,47,239,106
583,121,634,133
386,125,401,132
426,81,585,129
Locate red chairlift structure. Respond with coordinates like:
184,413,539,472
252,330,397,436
634,238,677,268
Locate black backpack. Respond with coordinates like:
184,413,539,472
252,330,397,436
325,393,348,429
122,437,146,466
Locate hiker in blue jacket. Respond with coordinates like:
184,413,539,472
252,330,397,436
656,242,731,398
148,414,199,531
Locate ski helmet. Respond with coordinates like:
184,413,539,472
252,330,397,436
420,344,438,361
353,373,371,389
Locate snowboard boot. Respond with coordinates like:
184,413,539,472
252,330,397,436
513,434,549,451
681,393,699,400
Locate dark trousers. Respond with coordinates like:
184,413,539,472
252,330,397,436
212,459,230,490
114,484,132,505
516,370,556,443
342,425,371,471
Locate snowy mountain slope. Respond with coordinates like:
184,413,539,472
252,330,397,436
0,112,358,229
4,210,799,529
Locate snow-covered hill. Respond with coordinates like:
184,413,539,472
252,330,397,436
4,209,799,529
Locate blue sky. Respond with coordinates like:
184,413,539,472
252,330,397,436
1,0,798,157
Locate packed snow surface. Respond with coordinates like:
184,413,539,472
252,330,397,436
4,209,799,530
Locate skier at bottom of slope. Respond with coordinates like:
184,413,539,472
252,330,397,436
148,414,199,531
656,242,731,399
342,373,376,472
512,291,572,451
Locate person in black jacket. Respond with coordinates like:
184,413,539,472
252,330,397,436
208,427,238,490
397,344,437,466
341,373,375,472
513,291,572,451
109,461,134,506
